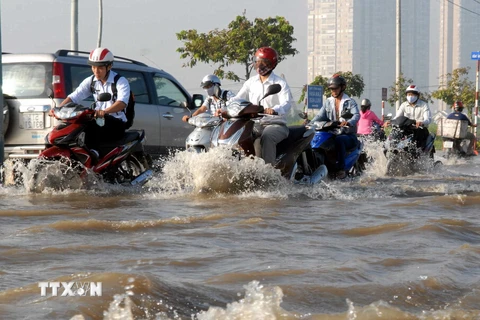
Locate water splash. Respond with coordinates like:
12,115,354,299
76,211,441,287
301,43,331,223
196,281,292,320
148,147,291,196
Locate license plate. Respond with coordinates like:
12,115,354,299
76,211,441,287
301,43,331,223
23,113,44,129
443,140,453,148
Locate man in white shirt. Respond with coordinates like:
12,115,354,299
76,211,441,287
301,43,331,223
50,47,130,160
232,47,293,165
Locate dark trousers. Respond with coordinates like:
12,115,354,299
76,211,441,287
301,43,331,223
413,127,429,150
334,134,358,171
85,115,126,150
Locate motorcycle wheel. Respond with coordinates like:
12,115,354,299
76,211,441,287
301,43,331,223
386,153,412,177
110,153,150,184
28,159,83,193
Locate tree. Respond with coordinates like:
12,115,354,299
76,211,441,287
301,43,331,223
431,67,475,116
176,14,298,82
387,73,433,108
298,71,365,104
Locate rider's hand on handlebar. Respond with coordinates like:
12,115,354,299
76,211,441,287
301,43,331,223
182,115,190,122
383,120,391,128
48,108,55,117
95,109,106,118
339,120,349,127
415,120,423,128
264,108,278,115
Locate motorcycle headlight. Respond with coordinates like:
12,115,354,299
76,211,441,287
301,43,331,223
55,107,84,120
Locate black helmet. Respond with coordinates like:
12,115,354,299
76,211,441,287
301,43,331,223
361,99,371,107
327,74,347,89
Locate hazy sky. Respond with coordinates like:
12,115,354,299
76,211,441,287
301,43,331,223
1,0,308,100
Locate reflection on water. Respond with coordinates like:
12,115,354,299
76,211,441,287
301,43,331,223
0,145,479,319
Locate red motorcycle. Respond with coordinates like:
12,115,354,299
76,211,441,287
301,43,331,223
210,84,327,184
30,93,152,192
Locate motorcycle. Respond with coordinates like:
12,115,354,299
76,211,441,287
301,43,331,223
30,93,153,192
439,119,475,158
383,115,439,176
185,113,222,153
210,84,327,185
305,118,366,179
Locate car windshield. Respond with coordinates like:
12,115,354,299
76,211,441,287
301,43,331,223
2,63,50,98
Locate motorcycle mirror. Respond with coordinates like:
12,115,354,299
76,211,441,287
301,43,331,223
298,112,308,119
97,93,112,102
46,88,56,108
265,84,281,97
384,113,393,121
213,85,222,100
341,110,353,119
258,84,281,104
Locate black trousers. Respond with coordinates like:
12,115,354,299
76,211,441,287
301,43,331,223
413,127,429,150
85,115,126,150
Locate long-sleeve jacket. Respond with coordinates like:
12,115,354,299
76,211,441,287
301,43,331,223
310,93,360,133
358,110,383,134
232,72,293,125
395,99,431,126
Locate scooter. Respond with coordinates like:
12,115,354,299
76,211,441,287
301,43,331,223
305,119,366,179
383,115,439,176
439,119,475,158
31,93,153,192
185,113,222,153
210,84,327,185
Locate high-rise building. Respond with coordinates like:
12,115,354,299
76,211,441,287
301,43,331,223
307,0,433,113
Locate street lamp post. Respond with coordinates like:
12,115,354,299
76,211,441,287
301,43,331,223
97,0,103,47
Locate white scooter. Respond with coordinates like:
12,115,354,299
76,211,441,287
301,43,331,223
185,113,222,153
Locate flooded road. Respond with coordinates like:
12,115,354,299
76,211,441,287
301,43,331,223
1,146,479,320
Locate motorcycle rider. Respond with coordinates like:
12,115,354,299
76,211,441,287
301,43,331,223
49,47,130,160
384,84,431,150
182,74,234,122
357,98,384,140
232,47,293,165
446,101,477,155
310,74,360,179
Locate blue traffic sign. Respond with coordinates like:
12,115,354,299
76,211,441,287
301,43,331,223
471,51,480,60
307,85,323,109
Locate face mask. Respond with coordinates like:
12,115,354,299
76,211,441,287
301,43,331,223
407,95,417,104
256,65,272,76
205,86,215,96
361,106,368,113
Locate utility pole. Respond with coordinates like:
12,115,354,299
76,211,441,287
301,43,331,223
97,0,103,47
396,0,401,112
71,0,78,51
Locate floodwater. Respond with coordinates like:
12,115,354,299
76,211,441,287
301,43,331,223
1,142,479,320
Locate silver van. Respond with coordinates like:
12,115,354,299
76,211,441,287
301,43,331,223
2,50,203,160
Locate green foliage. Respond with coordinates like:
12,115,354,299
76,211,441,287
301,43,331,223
431,67,475,117
176,14,298,82
298,71,365,104
387,73,433,108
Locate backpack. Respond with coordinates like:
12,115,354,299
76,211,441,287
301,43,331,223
90,74,135,129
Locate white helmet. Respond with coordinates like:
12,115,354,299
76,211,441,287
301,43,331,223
405,84,420,95
200,74,221,88
88,47,114,66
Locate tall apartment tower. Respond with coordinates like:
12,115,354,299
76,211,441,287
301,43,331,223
307,0,430,113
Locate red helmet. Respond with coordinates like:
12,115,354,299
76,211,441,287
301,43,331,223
88,47,114,67
453,101,464,112
254,47,278,69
